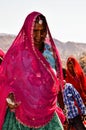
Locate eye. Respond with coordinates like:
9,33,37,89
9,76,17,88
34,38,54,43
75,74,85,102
33,29,38,33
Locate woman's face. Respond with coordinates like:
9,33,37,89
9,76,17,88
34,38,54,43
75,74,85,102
67,61,74,73
33,22,47,49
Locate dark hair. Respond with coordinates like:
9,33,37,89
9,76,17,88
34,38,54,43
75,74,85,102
35,15,47,30
62,68,67,79
0,57,3,64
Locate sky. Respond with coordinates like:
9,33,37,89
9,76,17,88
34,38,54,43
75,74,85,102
0,0,86,43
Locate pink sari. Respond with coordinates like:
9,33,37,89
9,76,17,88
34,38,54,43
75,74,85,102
0,11,63,129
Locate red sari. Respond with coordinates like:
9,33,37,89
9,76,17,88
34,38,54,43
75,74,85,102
66,57,86,104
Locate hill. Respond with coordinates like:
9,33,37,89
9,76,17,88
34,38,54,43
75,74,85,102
0,33,86,73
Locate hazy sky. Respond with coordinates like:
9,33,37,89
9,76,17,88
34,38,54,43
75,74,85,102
0,0,86,43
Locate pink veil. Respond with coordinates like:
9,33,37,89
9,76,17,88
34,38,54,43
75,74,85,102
0,11,63,129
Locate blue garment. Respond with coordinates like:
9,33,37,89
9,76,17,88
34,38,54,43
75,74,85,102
63,83,86,119
43,44,56,70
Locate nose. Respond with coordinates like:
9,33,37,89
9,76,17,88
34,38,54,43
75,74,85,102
37,30,42,37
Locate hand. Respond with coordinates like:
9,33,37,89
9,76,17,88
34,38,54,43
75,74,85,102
6,93,21,109
81,115,86,121
63,108,67,116
83,115,86,121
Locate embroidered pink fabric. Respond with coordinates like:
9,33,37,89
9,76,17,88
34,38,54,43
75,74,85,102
0,11,63,129
56,106,66,124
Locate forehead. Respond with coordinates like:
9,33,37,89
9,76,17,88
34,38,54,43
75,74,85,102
68,61,73,64
33,23,47,32
34,23,44,29
68,59,73,64
67,61,74,67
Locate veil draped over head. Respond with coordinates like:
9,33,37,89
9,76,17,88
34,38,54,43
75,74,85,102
66,56,86,103
0,11,63,128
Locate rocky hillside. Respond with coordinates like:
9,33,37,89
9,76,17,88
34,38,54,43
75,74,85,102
0,33,86,73
54,39,86,60
0,33,15,52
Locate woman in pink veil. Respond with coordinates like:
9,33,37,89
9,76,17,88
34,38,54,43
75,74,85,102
0,11,65,130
